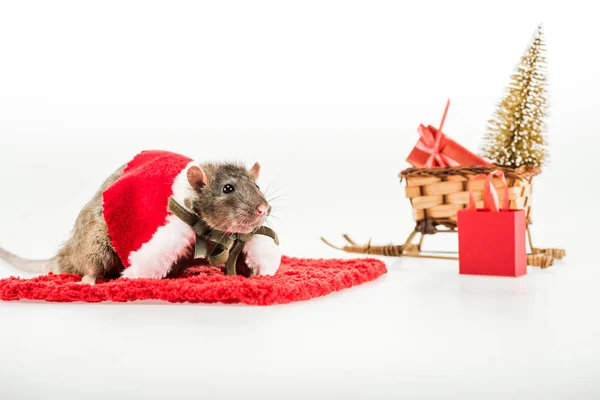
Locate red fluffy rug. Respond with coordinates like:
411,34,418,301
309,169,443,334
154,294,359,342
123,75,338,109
0,256,386,305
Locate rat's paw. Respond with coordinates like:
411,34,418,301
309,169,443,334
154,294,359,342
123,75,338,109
76,275,97,285
243,234,281,276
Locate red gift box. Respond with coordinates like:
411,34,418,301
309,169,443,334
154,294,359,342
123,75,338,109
406,99,493,168
457,170,527,277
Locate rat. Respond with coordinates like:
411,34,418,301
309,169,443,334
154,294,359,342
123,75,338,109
0,150,281,284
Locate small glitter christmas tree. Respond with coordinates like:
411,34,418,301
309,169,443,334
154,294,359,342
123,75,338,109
481,24,549,168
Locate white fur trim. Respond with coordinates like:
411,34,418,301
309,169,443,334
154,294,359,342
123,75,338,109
122,163,198,279
123,214,195,279
243,234,281,276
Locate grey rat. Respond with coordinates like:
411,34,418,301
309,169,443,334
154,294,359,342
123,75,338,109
0,154,281,284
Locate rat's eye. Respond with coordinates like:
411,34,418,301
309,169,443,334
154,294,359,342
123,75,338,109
223,184,235,194
256,184,260,190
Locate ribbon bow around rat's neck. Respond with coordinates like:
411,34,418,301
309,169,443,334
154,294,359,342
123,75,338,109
414,99,461,168
167,197,279,276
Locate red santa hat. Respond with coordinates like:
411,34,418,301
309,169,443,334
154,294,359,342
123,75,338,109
102,150,192,269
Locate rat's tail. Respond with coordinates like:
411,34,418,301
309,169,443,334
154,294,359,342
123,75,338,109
0,247,56,273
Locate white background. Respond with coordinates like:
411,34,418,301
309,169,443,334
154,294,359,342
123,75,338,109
1,0,599,399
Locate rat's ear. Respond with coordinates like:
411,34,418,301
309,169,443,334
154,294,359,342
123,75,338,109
187,166,208,191
248,162,261,181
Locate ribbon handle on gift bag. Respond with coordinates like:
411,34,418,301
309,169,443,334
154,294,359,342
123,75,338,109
468,170,510,212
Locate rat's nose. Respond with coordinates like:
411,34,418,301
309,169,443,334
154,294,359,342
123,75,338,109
256,203,268,216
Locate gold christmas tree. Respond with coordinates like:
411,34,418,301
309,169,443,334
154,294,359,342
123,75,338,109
481,24,549,168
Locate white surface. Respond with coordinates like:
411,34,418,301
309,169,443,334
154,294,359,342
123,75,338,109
1,0,599,398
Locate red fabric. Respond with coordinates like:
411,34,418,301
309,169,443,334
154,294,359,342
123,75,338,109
102,150,192,268
0,256,387,305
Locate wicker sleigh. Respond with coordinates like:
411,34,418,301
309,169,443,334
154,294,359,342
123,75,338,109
322,165,565,268
401,165,536,230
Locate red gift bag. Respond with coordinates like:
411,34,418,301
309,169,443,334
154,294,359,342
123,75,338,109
457,170,527,277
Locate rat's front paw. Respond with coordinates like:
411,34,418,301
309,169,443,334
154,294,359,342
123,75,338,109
77,275,97,285
243,234,282,276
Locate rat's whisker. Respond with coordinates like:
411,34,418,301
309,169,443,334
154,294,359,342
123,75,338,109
262,180,277,198
265,187,286,199
266,189,292,199
265,186,281,195
266,194,290,203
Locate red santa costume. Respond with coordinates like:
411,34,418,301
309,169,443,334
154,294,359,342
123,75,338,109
102,150,281,279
